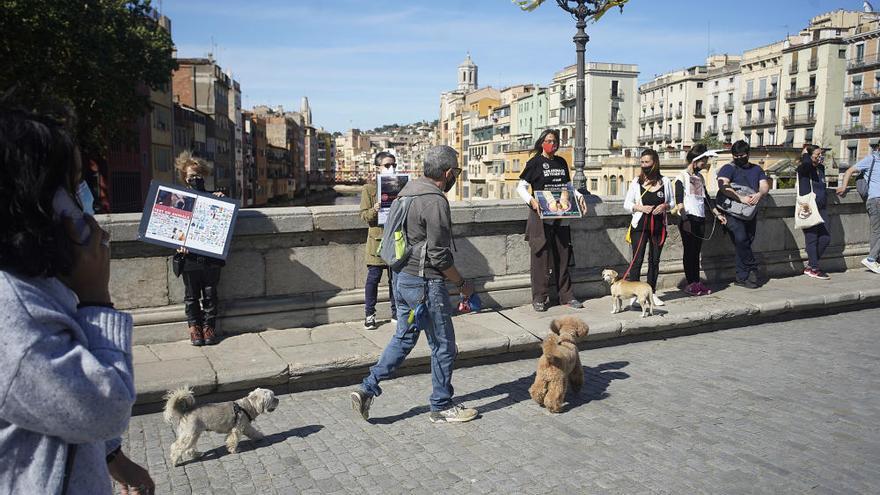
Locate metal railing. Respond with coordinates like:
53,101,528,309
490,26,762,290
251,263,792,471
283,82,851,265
694,109,705,118
722,124,733,133
848,53,880,72
675,110,683,119
844,88,880,104
610,91,625,101
808,57,818,71
785,86,817,100
740,116,778,128
610,116,626,126
742,90,778,104
783,114,817,127
710,104,720,114
835,123,880,136
639,114,663,124
789,61,799,74
724,102,735,112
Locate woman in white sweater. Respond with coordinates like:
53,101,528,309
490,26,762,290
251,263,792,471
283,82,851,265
622,149,676,306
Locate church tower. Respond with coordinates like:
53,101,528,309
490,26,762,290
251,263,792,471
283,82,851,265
457,52,478,92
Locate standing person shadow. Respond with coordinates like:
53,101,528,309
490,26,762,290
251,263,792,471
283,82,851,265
368,360,630,424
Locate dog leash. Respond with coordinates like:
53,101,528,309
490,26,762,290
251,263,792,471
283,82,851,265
622,210,663,280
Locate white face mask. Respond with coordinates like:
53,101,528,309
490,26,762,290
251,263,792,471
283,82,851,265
379,165,397,176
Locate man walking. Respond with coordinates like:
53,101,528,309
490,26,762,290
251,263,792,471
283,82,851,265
837,143,880,274
717,140,770,289
350,145,477,424
359,151,398,329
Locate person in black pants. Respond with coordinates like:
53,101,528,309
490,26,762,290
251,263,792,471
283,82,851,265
798,144,831,279
674,144,727,296
622,149,675,306
717,140,771,289
175,151,226,346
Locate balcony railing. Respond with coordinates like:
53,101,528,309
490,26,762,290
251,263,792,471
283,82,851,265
693,132,703,141
783,114,817,127
786,86,817,101
675,110,683,119
742,90,778,104
835,123,880,137
844,88,880,105
724,102,735,112
610,116,626,126
706,126,718,135
639,114,664,124
694,109,705,118
560,91,576,104
610,91,625,101
722,124,733,133
848,53,880,72
710,104,720,114
740,116,778,128
808,57,818,71
673,133,682,141
790,61,799,74
638,135,650,144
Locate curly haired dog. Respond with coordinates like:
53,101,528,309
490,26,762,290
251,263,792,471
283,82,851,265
163,387,279,466
529,316,590,413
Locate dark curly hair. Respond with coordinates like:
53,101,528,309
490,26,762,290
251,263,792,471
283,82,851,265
0,107,78,277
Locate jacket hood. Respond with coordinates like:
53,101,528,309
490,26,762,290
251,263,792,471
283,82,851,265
399,176,445,198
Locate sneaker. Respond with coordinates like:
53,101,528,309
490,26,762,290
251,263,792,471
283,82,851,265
684,282,701,296
747,270,763,287
629,296,640,309
390,314,397,325
202,325,217,345
696,282,712,295
349,389,373,421
651,294,665,306
532,301,547,312
811,269,830,280
734,278,759,289
862,258,880,274
428,403,478,424
189,324,204,346
566,299,584,309
363,313,378,330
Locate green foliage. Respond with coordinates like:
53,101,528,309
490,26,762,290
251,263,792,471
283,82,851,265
512,0,629,22
696,134,725,150
0,0,177,152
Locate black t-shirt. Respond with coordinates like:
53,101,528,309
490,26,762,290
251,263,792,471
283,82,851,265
636,184,665,231
519,154,571,191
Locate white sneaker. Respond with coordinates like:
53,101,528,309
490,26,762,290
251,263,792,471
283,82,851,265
862,258,880,274
629,296,640,309
429,404,478,423
652,294,665,306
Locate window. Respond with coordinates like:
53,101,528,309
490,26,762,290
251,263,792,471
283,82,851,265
805,128,814,144
856,43,865,61
851,108,861,125
807,102,815,117
697,82,703,88
848,145,858,163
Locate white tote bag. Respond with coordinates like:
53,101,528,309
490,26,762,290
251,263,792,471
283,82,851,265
794,175,824,230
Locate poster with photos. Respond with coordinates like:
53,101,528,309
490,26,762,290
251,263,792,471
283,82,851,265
535,182,583,219
377,174,410,225
137,180,240,260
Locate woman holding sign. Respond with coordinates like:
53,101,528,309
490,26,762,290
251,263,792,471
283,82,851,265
516,129,587,312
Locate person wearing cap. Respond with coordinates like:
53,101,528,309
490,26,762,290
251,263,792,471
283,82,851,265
673,144,727,296
837,142,880,274
798,145,832,279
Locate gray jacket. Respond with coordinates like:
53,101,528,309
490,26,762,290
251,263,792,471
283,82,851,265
0,271,135,495
399,177,454,279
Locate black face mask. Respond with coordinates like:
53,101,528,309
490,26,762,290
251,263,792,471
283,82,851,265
733,157,750,167
187,176,206,191
443,173,456,193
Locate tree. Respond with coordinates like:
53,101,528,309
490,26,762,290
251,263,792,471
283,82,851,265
0,0,176,153
513,0,630,22
696,134,725,150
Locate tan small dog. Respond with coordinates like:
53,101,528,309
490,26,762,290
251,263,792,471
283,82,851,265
602,268,654,317
529,316,590,413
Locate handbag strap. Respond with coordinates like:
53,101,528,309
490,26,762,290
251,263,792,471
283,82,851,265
868,156,876,190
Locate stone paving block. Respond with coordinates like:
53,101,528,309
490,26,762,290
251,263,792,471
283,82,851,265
201,333,289,392
133,345,160,364
861,286,880,303
148,341,205,361
277,337,382,378
447,318,510,359
259,327,312,348
355,323,432,362
824,290,861,307
135,357,215,404
310,322,364,343
455,311,541,352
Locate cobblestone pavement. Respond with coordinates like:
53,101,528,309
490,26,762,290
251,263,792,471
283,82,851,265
122,308,880,494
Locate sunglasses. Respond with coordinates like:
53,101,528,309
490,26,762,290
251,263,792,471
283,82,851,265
450,167,462,177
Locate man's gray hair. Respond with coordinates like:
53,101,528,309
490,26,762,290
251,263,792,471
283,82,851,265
423,145,458,180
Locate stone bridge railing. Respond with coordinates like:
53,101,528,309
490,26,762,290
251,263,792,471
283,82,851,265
99,190,871,345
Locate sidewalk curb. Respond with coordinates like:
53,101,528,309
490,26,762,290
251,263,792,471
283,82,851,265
132,273,879,415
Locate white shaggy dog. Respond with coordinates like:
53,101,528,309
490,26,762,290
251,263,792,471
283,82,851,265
163,387,279,466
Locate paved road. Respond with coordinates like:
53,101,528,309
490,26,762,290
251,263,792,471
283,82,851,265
122,308,880,494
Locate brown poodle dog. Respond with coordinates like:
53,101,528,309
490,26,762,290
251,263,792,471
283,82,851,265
529,316,590,413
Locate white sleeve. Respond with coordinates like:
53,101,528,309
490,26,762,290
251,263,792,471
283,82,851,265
516,180,533,204
623,180,638,212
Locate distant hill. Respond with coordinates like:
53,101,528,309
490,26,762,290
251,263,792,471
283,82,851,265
367,119,438,135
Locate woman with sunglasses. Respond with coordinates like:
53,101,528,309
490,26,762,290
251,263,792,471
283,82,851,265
516,129,587,312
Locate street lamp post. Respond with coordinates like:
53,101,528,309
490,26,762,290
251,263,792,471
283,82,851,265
554,0,624,191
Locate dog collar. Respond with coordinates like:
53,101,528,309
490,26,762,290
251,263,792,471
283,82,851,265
558,335,577,346
233,401,254,423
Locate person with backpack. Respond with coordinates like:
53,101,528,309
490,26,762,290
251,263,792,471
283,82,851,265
350,145,479,424
837,143,880,274
798,145,831,280
717,140,770,289
359,151,398,330
673,144,727,296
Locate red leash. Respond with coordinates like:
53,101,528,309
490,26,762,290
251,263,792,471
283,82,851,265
622,211,666,280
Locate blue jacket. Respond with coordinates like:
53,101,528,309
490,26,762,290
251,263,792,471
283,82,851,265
0,272,135,494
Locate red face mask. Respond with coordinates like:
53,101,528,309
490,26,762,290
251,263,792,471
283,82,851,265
542,142,557,155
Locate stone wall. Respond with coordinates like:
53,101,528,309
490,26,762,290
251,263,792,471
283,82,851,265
99,190,872,345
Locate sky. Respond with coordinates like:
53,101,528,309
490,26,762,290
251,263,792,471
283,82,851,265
164,0,864,133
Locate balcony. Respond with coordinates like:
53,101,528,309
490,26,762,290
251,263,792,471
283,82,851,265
790,61,799,74
710,104,720,114
657,133,671,142
610,91,625,102
835,123,880,137
706,126,718,135
560,91,576,104
740,116,778,129
639,114,664,124
724,102,735,112
742,90,778,104
610,116,626,127
693,132,703,141
848,53,880,72
783,114,817,127
694,109,706,118
844,87,880,105
675,110,683,119
785,86,817,101
608,139,622,150
722,124,734,134
808,57,818,71
638,135,650,144
673,133,682,142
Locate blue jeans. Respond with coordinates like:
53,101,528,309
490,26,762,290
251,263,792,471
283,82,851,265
360,271,457,411
724,215,758,281
364,265,395,317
